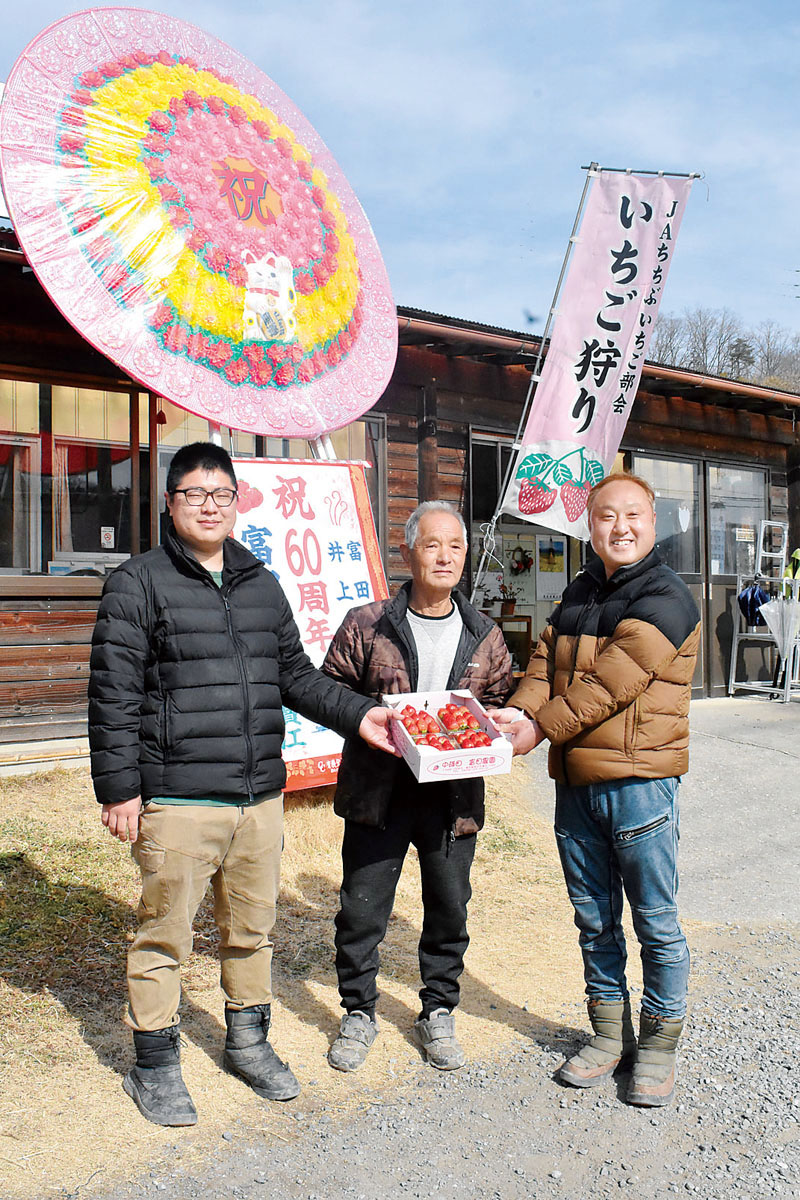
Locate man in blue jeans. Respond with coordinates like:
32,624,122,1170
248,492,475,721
494,474,700,1107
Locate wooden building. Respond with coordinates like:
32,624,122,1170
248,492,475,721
2,223,800,769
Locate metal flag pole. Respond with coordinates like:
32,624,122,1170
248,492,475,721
469,162,599,605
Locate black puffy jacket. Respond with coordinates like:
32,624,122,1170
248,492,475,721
89,526,373,804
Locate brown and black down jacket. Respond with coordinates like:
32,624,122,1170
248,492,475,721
510,549,700,786
322,581,513,833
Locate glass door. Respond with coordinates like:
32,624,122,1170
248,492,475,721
705,464,768,696
632,455,704,693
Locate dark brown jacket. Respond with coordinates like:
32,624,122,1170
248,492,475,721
511,550,700,786
322,581,513,832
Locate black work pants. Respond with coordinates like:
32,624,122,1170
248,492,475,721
334,783,476,1018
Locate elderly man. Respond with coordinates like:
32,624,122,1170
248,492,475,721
321,501,512,1072
496,474,700,1107
89,442,397,1127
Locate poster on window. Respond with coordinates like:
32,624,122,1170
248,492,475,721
232,458,387,790
501,170,694,539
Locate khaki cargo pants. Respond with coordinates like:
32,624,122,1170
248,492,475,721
127,795,283,1032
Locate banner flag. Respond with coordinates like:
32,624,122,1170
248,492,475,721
232,457,387,790
501,171,694,539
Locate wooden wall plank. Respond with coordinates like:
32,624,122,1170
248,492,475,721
0,611,97,646
0,679,90,713
0,645,91,683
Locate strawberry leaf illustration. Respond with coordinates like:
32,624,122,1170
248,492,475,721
553,460,576,486
516,453,554,480
584,458,605,486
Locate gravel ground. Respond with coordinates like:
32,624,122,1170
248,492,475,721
71,699,800,1200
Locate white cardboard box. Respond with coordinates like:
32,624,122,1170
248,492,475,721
384,689,512,782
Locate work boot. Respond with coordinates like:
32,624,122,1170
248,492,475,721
328,1010,379,1072
123,1026,198,1127
558,998,636,1088
223,1004,300,1101
414,1007,466,1070
627,1012,685,1107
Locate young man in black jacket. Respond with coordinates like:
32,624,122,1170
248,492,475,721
89,442,397,1127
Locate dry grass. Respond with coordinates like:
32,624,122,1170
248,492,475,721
0,762,608,1198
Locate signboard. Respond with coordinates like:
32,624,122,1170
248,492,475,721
0,9,397,439
501,170,694,539
232,457,386,789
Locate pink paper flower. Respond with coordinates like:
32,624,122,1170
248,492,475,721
206,96,225,116
80,70,103,88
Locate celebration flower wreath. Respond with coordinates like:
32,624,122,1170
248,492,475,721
0,9,397,437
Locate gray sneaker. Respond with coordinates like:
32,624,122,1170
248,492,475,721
327,1011,378,1072
414,1008,466,1070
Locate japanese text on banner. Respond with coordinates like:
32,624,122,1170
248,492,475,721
232,458,386,789
501,171,694,539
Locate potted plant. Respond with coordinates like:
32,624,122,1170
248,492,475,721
496,582,521,616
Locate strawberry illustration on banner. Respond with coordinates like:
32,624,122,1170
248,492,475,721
512,445,604,536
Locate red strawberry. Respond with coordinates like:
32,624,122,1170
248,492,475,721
519,478,556,515
561,481,591,522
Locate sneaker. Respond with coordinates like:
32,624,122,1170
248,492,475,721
414,1008,466,1070
328,1011,378,1072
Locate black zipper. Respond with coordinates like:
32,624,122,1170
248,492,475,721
221,586,255,798
615,813,669,843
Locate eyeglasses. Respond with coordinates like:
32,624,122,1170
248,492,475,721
171,487,238,507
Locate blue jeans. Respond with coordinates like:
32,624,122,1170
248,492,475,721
554,776,689,1018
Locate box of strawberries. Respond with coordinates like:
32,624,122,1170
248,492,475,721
384,689,512,782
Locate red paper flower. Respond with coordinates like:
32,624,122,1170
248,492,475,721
100,61,124,79
249,360,274,385
274,363,295,386
156,51,173,66
206,96,225,115
152,303,173,329
206,248,229,273
186,332,208,360
225,358,249,383
143,132,168,153
243,343,264,364
294,272,315,295
252,120,271,140
297,360,316,383
157,182,181,203
168,96,189,119
206,340,233,367
80,70,103,88
71,89,93,107
187,230,207,251
228,105,248,126
297,160,312,181
267,343,290,363
102,263,130,290
163,325,188,353
183,89,203,109
169,209,191,229
59,132,85,153
148,112,172,134
228,264,247,288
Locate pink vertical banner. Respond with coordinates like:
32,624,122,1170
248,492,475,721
501,170,694,538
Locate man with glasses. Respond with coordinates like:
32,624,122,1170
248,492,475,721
89,441,397,1127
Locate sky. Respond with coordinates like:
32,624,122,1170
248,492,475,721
1,0,798,336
